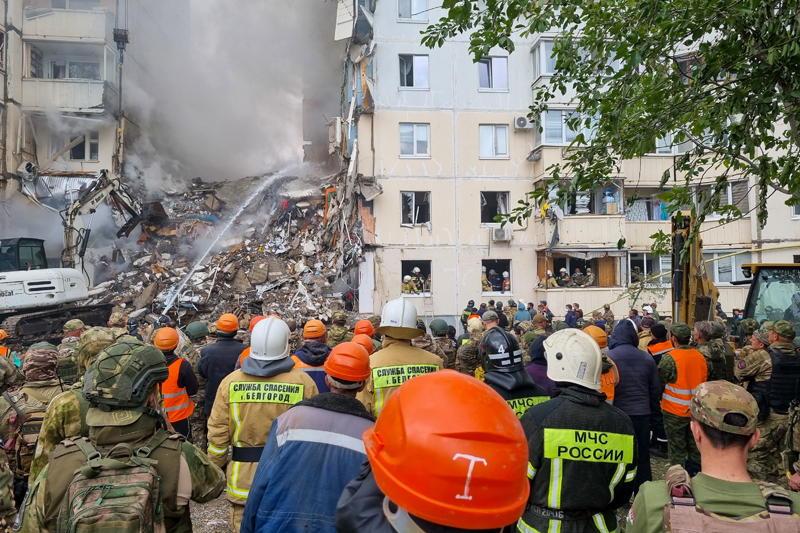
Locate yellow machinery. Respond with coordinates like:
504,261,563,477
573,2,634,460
741,263,800,327
671,211,719,327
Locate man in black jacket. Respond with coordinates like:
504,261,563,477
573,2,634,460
198,313,245,417
518,328,638,533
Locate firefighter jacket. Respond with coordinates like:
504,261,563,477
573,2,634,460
206,356,318,505
356,336,442,417
484,369,549,419
518,386,638,533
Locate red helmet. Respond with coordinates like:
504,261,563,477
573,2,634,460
363,370,529,529
324,342,370,382
354,319,375,336
248,316,266,333
351,334,375,355
154,327,180,351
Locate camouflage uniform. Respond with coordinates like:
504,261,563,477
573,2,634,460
456,330,484,378
602,309,614,326
57,320,84,359
696,341,727,381
411,334,448,367
188,339,209,450
0,357,24,528
432,337,456,369
504,304,516,330
326,310,354,348
288,330,302,355
106,311,128,338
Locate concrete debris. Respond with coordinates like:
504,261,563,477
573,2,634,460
84,171,362,326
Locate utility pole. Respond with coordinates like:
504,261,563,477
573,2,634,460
113,0,129,175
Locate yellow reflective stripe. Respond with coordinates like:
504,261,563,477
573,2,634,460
226,484,249,498
548,520,562,533
543,428,634,464
375,386,384,416
517,518,543,533
207,443,227,455
527,462,537,480
229,381,304,404
592,513,615,533
624,466,637,482
608,463,626,502
372,365,438,389
548,458,562,508
230,402,242,495
507,396,549,419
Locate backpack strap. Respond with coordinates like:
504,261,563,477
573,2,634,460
23,388,50,405
665,465,695,505
74,438,102,462
70,388,89,437
758,482,794,514
136,429,171,458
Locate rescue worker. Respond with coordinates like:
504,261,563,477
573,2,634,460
352,334,375,355
241,342,374,533
517,329,638,533
481,265,492,292
236,316,265,367
207,317,318,531
646,323,672,365
711,320,736,381
0,330,10,362
644,322,670,458
409,266,423,291
27,328,118,482
502,271,511,292
429,319,455,369
401,275,418,294
505,300,518,328
357,298,442,417
628,381,800,533
555,267,568,286
480,328,548,419
285,319,302,355
20,340,225,533
106,311,127,337
292,319,333,393
327,310,354,348
694,320,726,381
585,325,620,405
602,304,614,328
460,300,474,334
545,270,559,288
410,318,448,366
746,320,800,487
154,327,198,438
57,319,84,360
0,354,25,530
354,319,382,352
582,267,595,286
198,313,245,418
126,317,143,340
455,317,485,377
336,371,529,533
184,321,210,449
658,322,708,475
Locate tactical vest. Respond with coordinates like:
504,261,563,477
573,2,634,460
751,348,800,415
57,355,79,385
662,465,800,533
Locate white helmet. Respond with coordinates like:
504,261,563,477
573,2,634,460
546,270,553,276
376,298,423,340
482,266,487,273
412,267,421,273
543,329,602,390
502,271,509,278
249,317,290,361
403,275,411,282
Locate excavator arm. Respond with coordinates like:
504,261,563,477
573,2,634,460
671,210,719,327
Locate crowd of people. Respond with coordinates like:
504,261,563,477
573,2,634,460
0,293,796,533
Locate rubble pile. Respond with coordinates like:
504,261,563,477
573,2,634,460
82,170,363,324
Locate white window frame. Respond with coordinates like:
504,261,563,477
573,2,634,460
400,191,431,227
478,56,508,91
479,125,509,159
397,0,428,22
68,131,100,161
531,39,556,81
628,253,671,286
703,250,750,285
792,204,800,219
480,191,510,226
399,123,430,158
649,132,693,156
481,259,512,297
535,109,594,147
399,54,429,89
693,181,750,221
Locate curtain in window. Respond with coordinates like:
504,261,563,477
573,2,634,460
545,111,563,143
497,193,508,214
625,199,649,221
731,181,749,213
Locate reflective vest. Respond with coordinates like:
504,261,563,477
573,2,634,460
290,354,329,392
161,359,194,423
661,348,707,416
600,359,619,404
648,340,674,358
238,347,250,366
0,347,9,358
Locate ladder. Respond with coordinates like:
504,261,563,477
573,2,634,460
423,292,435,323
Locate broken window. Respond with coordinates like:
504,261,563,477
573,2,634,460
479,125,509,158
401,192,431,226
70,131,100,161
399,54,429,88
478,57,508,90
51,60,66,79
480,191,510,224
398,0,427,20
481,259,511,294
399,123,430,157
401,260,432,294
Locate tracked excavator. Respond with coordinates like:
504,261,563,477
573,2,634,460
0,170,167,346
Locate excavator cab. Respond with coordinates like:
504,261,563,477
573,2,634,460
741,264,800,328
0,238,48,273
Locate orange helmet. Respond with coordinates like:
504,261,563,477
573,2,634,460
267,314,281,319
303,320,327,339
248,316,266,332
584,325,608,349
351,334,375,355
0,330,7,342
217,313,239,333
363,370,529,529
324,342,371,383
353,319,375,336
154,327,180,351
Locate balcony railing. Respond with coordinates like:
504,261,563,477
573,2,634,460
626,217,751,248
535,214,627,249
23,7,114,44
22,78,116,114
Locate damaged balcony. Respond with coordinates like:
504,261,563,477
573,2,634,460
23,7,115,44
22,78,117,114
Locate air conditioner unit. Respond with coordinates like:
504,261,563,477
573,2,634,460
514,116,534,130
492,227,513,242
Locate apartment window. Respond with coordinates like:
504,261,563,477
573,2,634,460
478,57,508,90
676,56,701,84
535,110,593,146
70,132,99,161
480,191,509,224
793,204,800,219
532,39,557,80
0,33,5,72
50,60,100,80
479,125,509,158
651,132,693,155
399,123,430,157
30,47,43,79
703,251,750,284
625,189,672,221
399,55,429,88
398,0,427,21
51,0,102,8
401,192,431,226
401,260,432,294
629,253,671,285
482,259,511,294
695,181,750,219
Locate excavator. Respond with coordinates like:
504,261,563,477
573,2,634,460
0,170,167,346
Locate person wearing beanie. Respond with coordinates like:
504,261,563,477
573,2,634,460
198,313,245,417
638,316,656,350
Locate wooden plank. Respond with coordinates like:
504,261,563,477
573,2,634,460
598,256,615,287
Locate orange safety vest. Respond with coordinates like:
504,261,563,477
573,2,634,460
648,340,674,358
661,348,708,417
600,358,619,404
0,347,9,358
161,359,194,423
290,355,327,375
238,347,250,366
